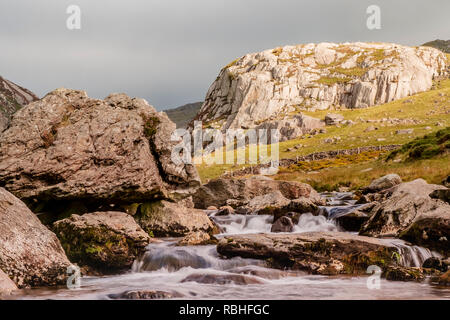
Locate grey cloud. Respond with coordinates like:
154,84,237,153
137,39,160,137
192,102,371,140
0,0,448,110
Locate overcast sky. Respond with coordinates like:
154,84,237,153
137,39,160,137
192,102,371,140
0,0,448,110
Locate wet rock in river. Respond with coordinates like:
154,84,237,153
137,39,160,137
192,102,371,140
217,232,398,276
422,257,448,272
109,290,182,300
383,266,426,282
181,273,264,285
134,200,217,237
53,211,151,273
360,179,450,255
228,265,304,280
335,210,370,232
437,270,450,286
271,216,295,233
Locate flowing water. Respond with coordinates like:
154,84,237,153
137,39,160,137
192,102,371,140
12,193,450,300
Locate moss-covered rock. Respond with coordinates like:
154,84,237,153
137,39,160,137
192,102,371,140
53,211,151,273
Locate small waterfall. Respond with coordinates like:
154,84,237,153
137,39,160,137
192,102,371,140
210,214,273,235
293,213,339,233
132,241,264,273
381,239,441,268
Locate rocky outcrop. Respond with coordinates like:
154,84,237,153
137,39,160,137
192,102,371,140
134,200,216,237
0,76,38,132
0,269,17,295
53,211,151,273
192,176,323,209
359,179,450,254
193,42,447,131
0,89,200,216
0,187,70,288
217,232,398,275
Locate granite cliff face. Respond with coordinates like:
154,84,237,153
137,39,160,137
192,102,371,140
0,76,38,132
194,42,447,131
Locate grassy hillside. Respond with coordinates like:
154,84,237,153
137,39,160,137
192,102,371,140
423,39,450,53
196,78,450,186
164,102,202,128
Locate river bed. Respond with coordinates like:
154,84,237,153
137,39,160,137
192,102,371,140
12,193,450,300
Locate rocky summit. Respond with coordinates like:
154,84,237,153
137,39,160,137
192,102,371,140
193,42,447,131
0,76,38,132
0,89,200,213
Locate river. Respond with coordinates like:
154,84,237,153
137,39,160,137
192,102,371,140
13,193,450,300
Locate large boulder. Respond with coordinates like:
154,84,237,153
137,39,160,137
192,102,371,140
217,232,398,275
192,43,447,131
359,179,450,254
0,269,17,295
192,177,323,209
0,187,70,288
0,89,200,216
53,211,151,273
134,200,217,237
362,174,402,194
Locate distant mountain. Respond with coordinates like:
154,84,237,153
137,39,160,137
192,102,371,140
0,76,39,131
163,102,202,128
422,39,450,53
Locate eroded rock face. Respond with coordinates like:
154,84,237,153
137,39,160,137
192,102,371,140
0,76,38,132
53,211,151,273
193,43,447,131
0,187,70,288
134,200,216,237
360,179,450,254
0,89,200,212
217,232,397,275
192,177,323,209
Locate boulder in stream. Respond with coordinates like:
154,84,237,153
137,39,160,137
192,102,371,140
53,211,151,273
181,273,264,285
108,290,182,300
217,232,399,275
360,179,450,255
134,200,217,237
